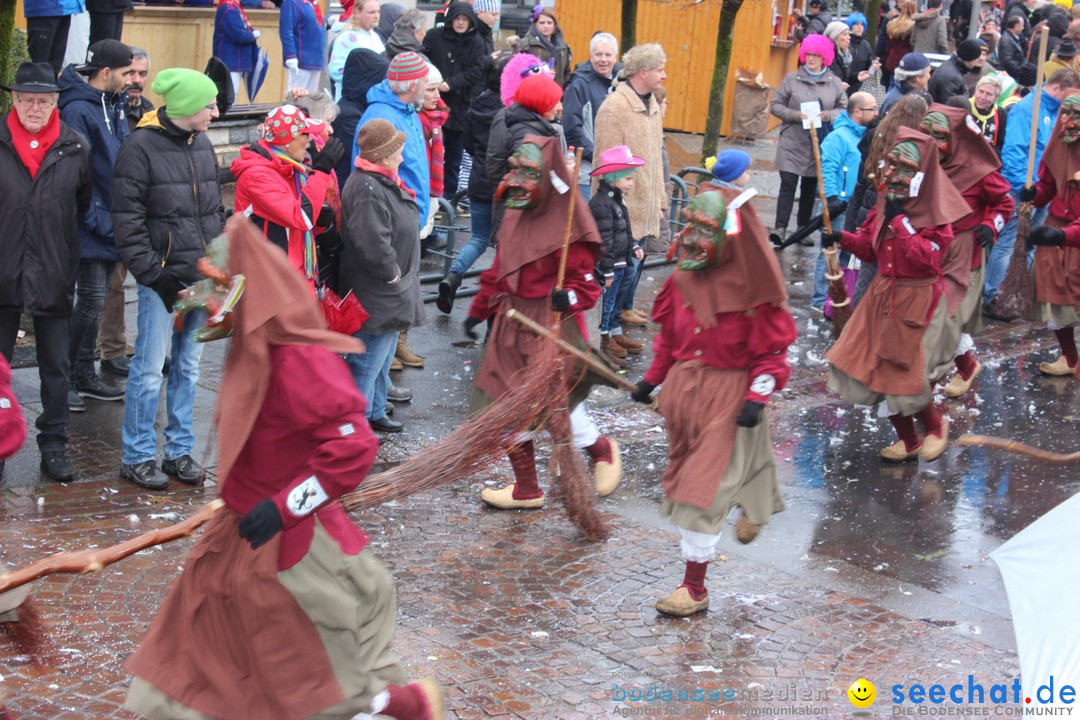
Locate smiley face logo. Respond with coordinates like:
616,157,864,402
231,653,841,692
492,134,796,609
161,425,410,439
848,678,876,709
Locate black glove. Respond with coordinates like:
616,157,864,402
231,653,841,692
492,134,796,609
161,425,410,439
821,231,843,249
550,288,571,312
883,197,906,223
973,224,995,250
1028,225,1066,248
311,136,345,175
149,272,184,310
826,197,844,220
238,499,283,549
630,380,656,404
464,316,482,340
316,203,335,227
1019,185,1037,203
795,14,809,26
736,400,765,428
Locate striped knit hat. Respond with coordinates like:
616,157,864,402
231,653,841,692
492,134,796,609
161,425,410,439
387,51,428,82
473,0,500,11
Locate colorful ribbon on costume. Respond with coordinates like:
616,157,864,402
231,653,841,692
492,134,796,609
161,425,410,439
268,145,318,282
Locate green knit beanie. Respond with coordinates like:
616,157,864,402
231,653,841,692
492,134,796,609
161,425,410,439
152,68,218,119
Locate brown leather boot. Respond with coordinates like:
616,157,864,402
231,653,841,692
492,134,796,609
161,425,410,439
395,331,424,368
612,334,644,353
600,335,627,369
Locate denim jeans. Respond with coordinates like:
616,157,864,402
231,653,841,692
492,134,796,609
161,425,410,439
0,312,69,451
812,211,848,309
449,200,492,277
121,285,206,465
344,330,397,421
443,129,465,200
579,182,592,202
984,189,1046,303
600,266,626,333
69,259,115,378
618,254,642,313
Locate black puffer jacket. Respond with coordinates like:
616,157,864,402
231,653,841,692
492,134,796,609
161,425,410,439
332,48,389,186
111,108,226,289
0,113,92,316
422,2,487,133
465,88,504,202
928,54,970,103
589,180,633,279
796,9,833,40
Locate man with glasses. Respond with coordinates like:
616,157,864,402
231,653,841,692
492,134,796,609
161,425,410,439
814,92,877,312
0,62,92,482
112,68,225,490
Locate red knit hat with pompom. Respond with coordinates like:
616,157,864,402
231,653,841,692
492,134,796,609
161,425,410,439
514,73,563,115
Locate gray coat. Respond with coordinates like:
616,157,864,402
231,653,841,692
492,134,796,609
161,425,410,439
770,67,847,177
910,11,948,54
340,168,423,335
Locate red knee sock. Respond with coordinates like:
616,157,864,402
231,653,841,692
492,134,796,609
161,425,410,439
954,350,978,380
508,440,543,499
915,404,944,438
681,560,709,601
383,684,423,720
888,414,921,451
1055,327,1078,366
583,436,613,465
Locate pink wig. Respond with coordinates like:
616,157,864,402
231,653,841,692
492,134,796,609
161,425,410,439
501,52,554,108
799,33,835,68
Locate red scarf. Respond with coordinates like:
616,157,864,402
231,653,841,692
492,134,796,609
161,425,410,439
354,156,417,200
219,0,253,29
303,0,323,27
419,100,449,199
6,108,61,179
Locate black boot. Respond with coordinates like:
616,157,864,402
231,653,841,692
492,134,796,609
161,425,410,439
436,272,462,315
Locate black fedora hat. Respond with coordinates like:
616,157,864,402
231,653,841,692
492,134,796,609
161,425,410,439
0,62,63,93
1054,40,1079,59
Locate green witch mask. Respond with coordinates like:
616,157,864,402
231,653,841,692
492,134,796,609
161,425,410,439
670,192,727,271
880,140,922,202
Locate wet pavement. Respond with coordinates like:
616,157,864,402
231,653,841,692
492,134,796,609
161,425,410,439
2,134,1077,719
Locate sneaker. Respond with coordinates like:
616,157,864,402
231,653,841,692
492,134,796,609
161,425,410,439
387,384,413,403
120,460,168,490
101,356,131,376
40,449,75,482
162,454,204,485
68,384,86,412
75,373,124,401
454,201,471,219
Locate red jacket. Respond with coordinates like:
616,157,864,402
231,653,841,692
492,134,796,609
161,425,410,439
840,208,952,279
221,345,379,571
955,171,1014,268
642,279,796,405
231,142,334,282
1029,160,1080,247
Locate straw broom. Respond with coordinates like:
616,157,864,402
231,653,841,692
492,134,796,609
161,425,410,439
808,119,853,336
996,26,1049,319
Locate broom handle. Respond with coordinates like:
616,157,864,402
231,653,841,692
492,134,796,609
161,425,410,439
1025,25,1050,189
554,147,585,327
809,123,844,282
0,499,225,596
505,308,638,392
957,434,1080,465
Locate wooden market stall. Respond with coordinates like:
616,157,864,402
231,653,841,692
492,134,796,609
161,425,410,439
554,0,805,137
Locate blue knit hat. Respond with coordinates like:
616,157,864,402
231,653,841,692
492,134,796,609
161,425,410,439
710,150,752,182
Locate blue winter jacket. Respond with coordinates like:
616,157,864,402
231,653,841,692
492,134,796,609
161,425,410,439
353,81,431,228
561,59,622,177
214,3,260,73
1001,89,1061,191
820,111,867,202
24,0,84,17
279,0,325,70
57,64,129,262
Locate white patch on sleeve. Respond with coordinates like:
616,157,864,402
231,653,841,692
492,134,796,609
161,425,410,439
287,475,329,518
338,423,355,436
584,273,594,282
566,289,578,306
909,171,924,197
993,214,1005,232
242,204,254,217
0,398,10,409
749,374,776,397
966,114,982,134
549,171,569,194
902,217,916,236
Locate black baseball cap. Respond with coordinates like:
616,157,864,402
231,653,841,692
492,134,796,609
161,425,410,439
76,39,134,75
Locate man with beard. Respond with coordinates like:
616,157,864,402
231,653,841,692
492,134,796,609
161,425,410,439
920,104,1014,398
630,188,797,617
822,128,969,462
1019,92,1080,376
467,136,623,508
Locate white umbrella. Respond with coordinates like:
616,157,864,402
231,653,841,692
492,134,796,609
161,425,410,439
991,492,1080,710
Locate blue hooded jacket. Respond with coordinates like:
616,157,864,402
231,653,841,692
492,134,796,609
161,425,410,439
24,0,84,17
1001,88,1061,191
57,63,130,261
353,80,431,227
820,110,867,202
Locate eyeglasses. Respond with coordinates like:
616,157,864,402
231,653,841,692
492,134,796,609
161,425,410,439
858,105,878,112
204,103,218,111
14,95,56,109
